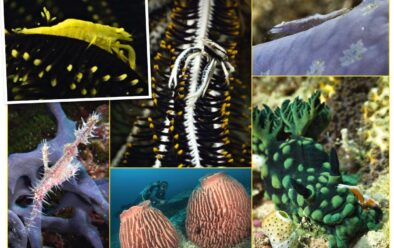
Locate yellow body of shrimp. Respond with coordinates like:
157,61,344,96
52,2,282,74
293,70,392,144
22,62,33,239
15,19,136,69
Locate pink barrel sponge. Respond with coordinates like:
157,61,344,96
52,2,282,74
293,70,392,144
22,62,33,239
186,172,251,248
119,200,180,248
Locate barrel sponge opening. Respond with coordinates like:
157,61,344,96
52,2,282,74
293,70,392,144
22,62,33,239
186,173,251,248
119,200,179,248
199,171,226,187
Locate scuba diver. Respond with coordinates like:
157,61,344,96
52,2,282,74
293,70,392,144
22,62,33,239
137,180,168,206
116,181,169,222
118,180,168,211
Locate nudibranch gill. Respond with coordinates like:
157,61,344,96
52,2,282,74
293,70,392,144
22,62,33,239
253,92,382,248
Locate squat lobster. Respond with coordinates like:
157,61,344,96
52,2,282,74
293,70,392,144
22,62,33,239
14,19,137,69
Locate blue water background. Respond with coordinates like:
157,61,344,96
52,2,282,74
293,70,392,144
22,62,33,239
110,168,251,247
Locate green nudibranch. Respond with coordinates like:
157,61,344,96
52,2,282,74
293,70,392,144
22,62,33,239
253,92,382,248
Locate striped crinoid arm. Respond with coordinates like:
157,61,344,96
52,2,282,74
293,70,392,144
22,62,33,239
6,30,146,100
152,0,251,167
110,100,158,166
5,2,149,101
112,0,250,167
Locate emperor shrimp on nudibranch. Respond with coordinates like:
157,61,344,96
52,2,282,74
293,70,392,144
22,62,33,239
252,92,382,248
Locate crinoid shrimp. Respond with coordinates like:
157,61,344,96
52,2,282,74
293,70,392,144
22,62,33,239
14,19,136,69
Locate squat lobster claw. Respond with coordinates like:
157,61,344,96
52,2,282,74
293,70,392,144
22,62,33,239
168,39,235,99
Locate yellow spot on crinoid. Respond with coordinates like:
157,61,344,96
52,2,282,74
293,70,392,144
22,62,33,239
81,88,87,95
118,74,127,81
90,66,98,73
33,59,42,66
131,79,139,85
90,88,97,96
12,76,19,83
41,7,57,23
22,52,30,61
67,64,73,71
45,65,52,72
20,74,28,82
11,49,18,58
103,75,111,81
92,14,100,21
51,78,57,87
76,72,83,82
38,71,44,78
70,83,76,90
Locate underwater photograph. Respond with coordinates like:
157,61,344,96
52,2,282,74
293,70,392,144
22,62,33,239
110,0,251,167
252,77,389,247
252,0,388,75
4,0,150,102
110,168,251,248
8,102,109,247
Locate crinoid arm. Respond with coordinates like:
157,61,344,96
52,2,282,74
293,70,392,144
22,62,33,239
6,5,147,100
279,91,331,139
111,0,251,167
6,34,146,100
253,105,283,153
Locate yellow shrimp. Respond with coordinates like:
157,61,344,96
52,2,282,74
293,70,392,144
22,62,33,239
15,19,136,69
